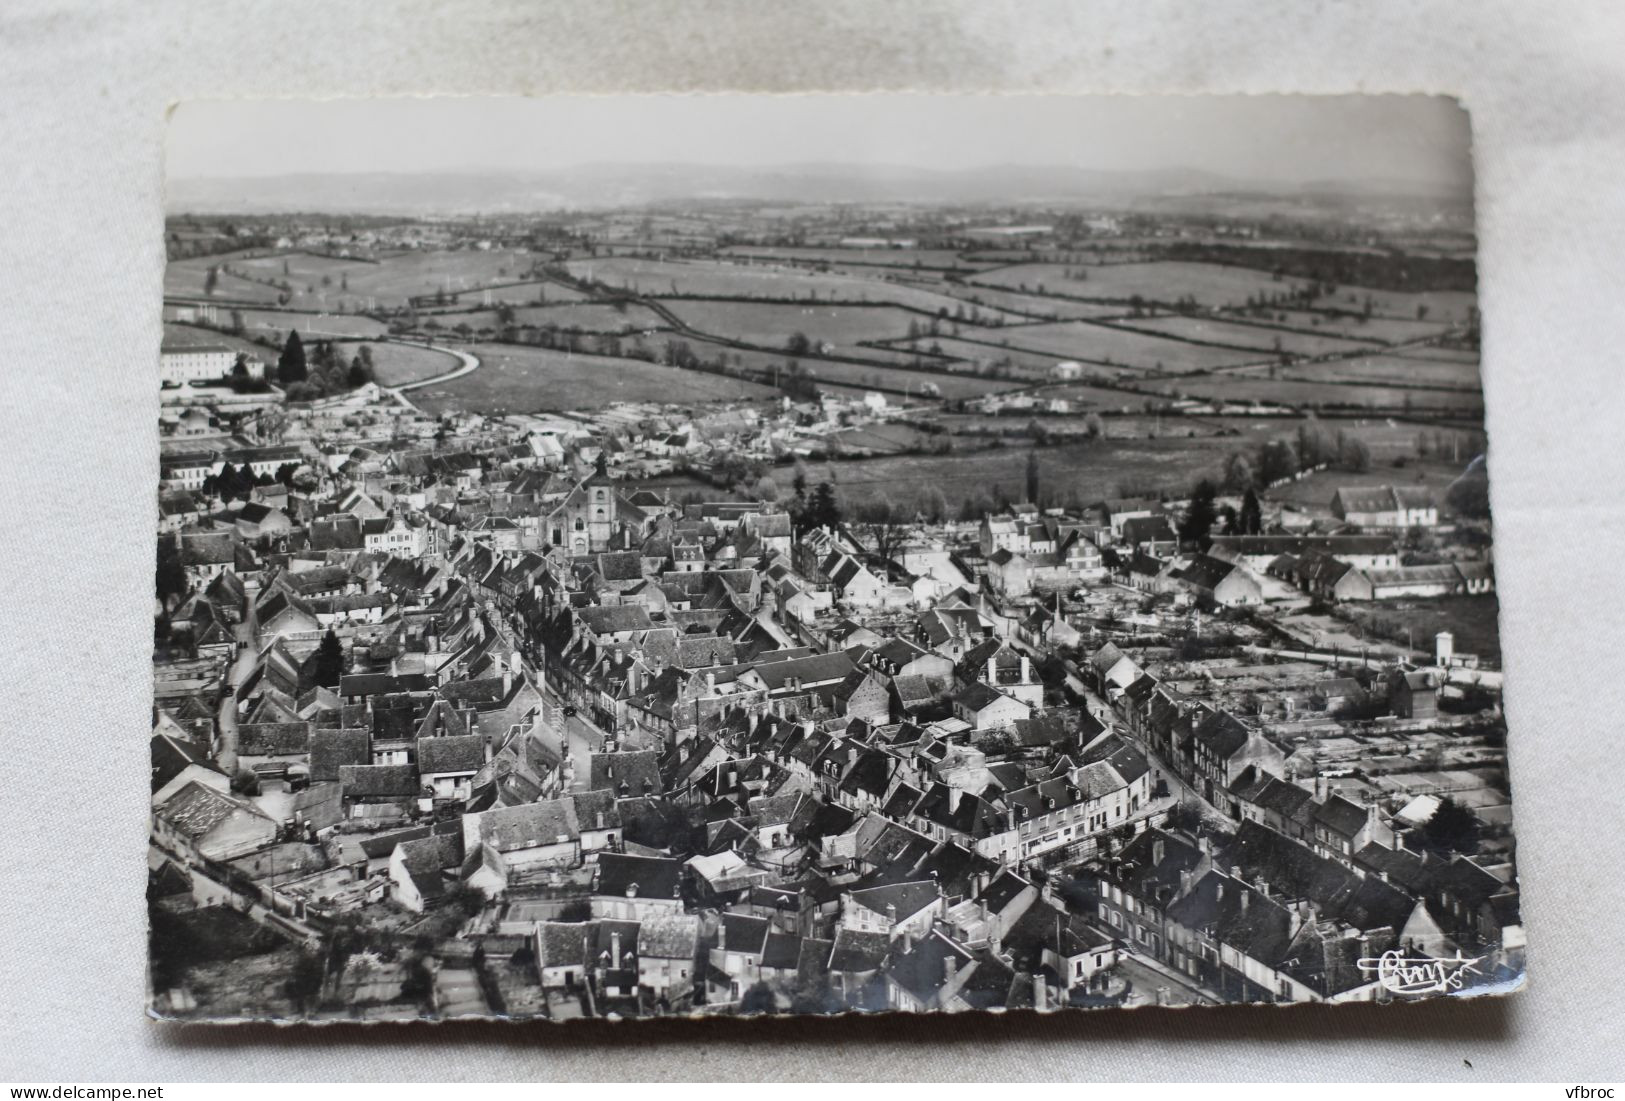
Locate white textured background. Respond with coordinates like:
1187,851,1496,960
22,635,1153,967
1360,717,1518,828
2,0,1623,1082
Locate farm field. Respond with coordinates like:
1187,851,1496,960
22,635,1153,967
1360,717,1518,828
969,260,1310,309
789,357,1018,400
1262,457,1478,511
932,412,1233,440
1280,354,1482,391
231,250,375,283
1388,344,1479,363
334,248,537,305
1145,374,1485,414
364,342,464,387
719,246,989,271
816,435,1273,510
424,302,667,335
984,319,1267,373
943,285,1130,321
630,333,1022,398
168,248,546,313
164,265,284,305
562,256,1025,319
826,422,936,454
1189,416,1483,465
887,336,1064,378
1224,308,1456,344
962,245,1160,264
1119,315,1383,357
408,343,777,416
1039,382,1176,410
233,309,389,340
662,300,927,350
1310,285,1477,326
418,279,592,307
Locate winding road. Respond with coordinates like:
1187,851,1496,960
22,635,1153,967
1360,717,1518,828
381,340,482,412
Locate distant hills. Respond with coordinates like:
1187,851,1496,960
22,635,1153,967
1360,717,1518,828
165,162,1468,216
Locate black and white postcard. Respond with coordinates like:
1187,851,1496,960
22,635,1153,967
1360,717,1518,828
150,94,1521,1022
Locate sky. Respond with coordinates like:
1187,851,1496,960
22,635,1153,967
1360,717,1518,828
167,94,1472,190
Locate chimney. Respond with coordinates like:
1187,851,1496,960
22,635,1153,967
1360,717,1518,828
596,811,605,829
706,671,717,694
1021,655,1031,683
985,659,996,685
718,921,726,950
625,881,638,898
1240,890,1250,914
886,903,898,926
1032,973,1048,1012
1153,839,1165,866
1215,882,1225,904
610,930,622,965
1179,868,1193,895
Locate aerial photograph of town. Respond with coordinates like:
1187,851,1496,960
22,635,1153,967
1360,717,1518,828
149,95,1521,1023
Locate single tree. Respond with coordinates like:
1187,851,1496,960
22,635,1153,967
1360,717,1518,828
1179,478,1219,550
155,537,188,610
1223,452,1255,493
1257,438,1299,486
1422,796,1481,854
314,629,346,688
1445,459,1492,518
1238,487,1264,536
277,329,308,385
858,499,908,566
803,481,842,535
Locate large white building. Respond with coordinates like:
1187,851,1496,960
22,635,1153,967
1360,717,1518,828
160,342,263,386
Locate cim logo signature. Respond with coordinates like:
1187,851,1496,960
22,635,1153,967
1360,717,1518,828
1356,949,1485,996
